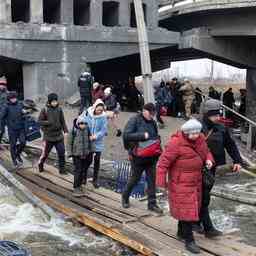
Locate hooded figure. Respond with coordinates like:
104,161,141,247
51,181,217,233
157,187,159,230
38,93,68,175
79,99,108,188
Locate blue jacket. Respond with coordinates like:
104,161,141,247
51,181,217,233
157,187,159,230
80,106,108,152
155,86,173,106
0,101,25,131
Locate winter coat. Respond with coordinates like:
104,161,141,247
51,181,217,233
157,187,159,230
123,113,160,164
80,104,108,153
223,91,235,108
179,82,194,97
66,125,91,157
38,105,68,142
78,74,93,96
92,88,104,103
104,94,117,111
0,101,25,131
155,87,173,106
156,132,214,221
202,118,242,166
0,89,7,108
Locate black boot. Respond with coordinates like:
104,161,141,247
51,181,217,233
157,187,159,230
205,227,223,238
148,204,163,214
38,162,44,173
177,222,185,241
121,195,130,209
185,241,201,254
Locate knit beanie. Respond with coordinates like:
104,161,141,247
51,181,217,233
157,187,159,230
181,119,202,134
7,91,17,100
48,93,58,104
202,99,221,115
143,103,156,114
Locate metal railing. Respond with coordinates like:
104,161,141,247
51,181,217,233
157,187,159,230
159,0,197,8
196,89,256,151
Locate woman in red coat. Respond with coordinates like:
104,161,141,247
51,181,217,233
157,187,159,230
156,119,214,254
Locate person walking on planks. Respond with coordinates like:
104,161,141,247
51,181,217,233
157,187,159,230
0,91,27,168
79,99,108,189
122,103,163,214
67,116,92,197
196,99,243,236
38,93,69,175
156,119,214,254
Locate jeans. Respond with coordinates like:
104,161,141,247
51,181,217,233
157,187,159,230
39,140,65,171
9,129,26,165
73,155,93,188
123,158,157,207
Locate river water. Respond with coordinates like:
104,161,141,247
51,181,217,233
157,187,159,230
0,179,134,256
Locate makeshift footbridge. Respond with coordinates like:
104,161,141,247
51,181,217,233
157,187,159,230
0,147,255,256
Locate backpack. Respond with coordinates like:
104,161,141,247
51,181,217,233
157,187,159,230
24,116,41,142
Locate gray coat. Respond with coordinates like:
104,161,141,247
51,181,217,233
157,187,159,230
66,126,91,157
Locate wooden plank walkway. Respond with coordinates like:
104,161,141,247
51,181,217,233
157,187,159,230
1,150,256,256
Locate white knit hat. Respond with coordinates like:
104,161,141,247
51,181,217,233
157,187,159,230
93,82,100,90
104,87,111,96
181,119,202,134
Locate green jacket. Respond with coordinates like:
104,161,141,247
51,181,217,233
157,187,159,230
38,105,68,142
66,126,91,157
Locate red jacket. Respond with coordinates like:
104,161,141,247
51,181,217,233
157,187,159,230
156,132,214,221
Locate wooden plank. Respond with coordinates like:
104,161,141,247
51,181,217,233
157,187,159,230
17,170,136,224
16,175,155,256
142,215,256,256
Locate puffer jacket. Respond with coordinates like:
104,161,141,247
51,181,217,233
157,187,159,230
123,113,160,164
156,132,214,221
0,101,25,131
80,99,108,152
38,105,68,142
66,125,91,157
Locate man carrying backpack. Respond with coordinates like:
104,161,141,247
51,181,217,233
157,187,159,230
67,116,92,197
122,103,163,214
38,93,68,175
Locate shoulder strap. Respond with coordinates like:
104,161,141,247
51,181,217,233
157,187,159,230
205,129,213,141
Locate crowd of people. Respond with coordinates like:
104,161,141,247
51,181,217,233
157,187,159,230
0,72,246,254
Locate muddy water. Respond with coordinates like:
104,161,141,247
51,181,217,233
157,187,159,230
0,182,135,256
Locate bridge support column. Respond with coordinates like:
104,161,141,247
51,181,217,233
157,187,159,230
246,69,256,149
61,0,73,25
0,0,11,23
30,0,43,24
90,1,102,27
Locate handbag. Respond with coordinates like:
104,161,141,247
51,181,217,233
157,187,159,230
134,139,162,158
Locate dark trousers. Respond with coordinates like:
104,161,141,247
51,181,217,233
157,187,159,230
80,94,91,113
178,221,194,242
199,184,214,231
123,159,157,207
9,129,26,165
92,152,101,182
39,140,65,171
156,103,164,124
73,155,93,188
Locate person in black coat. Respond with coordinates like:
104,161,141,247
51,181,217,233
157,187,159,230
223,88,235,118
197,99,242,237
78,72,94,113
122,103,163,214
0,91,27,167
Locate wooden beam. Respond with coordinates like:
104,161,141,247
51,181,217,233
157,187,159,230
29,189,154,256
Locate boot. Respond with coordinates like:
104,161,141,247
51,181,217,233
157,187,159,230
92,180,100,189
59,169,68,175
38,162,44,173
205,227,223,238
148,205,163,214
177,225,185,241
116,129,122,137
16,154,23,164
121,195,130,209
73,187,85,197
185,241,201,254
